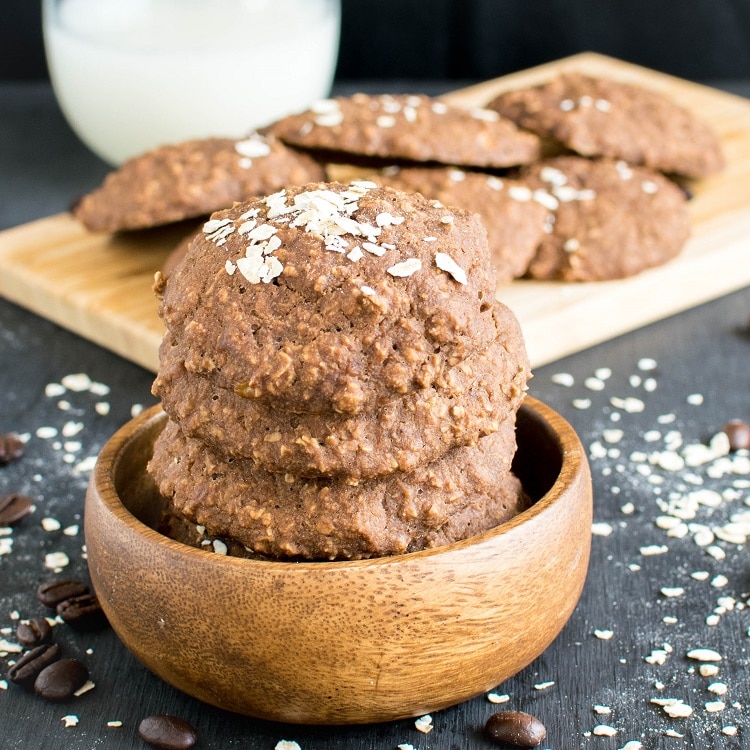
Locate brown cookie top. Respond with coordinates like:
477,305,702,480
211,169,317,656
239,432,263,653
519,156,691,281
267,93,541,168
73,133,325,232
158,181,502,417
373,166,550,282
149,416,528,561
487,73,724,179
154,304,529,479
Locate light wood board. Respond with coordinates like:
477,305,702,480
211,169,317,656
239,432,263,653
1,52,749,371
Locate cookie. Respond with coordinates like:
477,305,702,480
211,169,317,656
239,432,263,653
487,73,724,179
518,156,691,281
268,93,541,168
73,133,325,232
149,416,528,561
157,181,502,417
154,309,529,479
373,166,550,282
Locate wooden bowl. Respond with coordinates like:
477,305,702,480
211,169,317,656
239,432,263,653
84,396,592,725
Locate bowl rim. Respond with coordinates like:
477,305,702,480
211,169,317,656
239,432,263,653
90,395,586,570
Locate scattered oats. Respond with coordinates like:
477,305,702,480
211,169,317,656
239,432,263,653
346,246,364,262
637,357,657,371
61,373,92,391
584,376,606,391
61,715,79,728
376,115,396,128
41,518,61,532
705,700,726,713
434,252,467,284
643,377,657,392
687,648,723,662
595,367,612,380
9,611,19,621
397,745,415,750
45,552,70,570
593,725,617,737
508,185,532,202
487,693,510,704
73,456,97,475
700,664,720,677
708,682,728,695
573,398,592,409
653,699,693,718
422,236,437,242
706,545,726,561
360,286,376,296
640,545,668,556
641,180,659,194
448,169,466,182
534,681,555,690
439,214,454,224
45,382,66,398
658,413,676,424
387,258,422,278
691,571,710,581
532,189,559,210
486,175,503,190
693,528,715,547
687,393,704,405
610,396,645,413
663,729,684,738
644,648,669,664
0,639,22,654
63,525,78,537
94,402,110,415
0,680,7,690
593,705,611,715
212,540,228,555
721,726,738,736
592,522,613,537
73,680,96,697
660,587,684,598
603,429,624,444
551,372,575,387
0,538,13,556
362,242,386,257
57,400,71,411
621,502,635,514
131,404,144,418
711,574,729,588
618,743,642,750
107,721,123,728
274,742,301,750
628,563,641,572
663,616,678,624
36,426,58,439
559,98,575,111
594,629,614,640
225,260,237,275
414,714,433,733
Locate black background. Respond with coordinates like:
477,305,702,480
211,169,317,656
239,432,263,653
4,0,750,83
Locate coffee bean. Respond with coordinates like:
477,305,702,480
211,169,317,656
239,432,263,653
8,643,60,688
723,419,750,451
138,715,198,750
34,658,89,701
16,617,53,648
57,593,108,631
0,433,25,465
0,493,34,526
485,711,547,747
37,579,90,609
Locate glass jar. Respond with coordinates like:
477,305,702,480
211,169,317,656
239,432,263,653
42,0,341,165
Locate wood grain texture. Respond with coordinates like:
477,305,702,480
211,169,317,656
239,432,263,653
84,398,592,725
1,52,749,370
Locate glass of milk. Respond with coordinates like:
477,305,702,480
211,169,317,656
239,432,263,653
42,0,341,165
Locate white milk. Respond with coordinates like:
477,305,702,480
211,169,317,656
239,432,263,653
42,0,340,164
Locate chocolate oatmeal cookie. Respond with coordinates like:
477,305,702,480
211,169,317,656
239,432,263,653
73,133,325,232
487,73,724,179
157,182,502,416
154,308,529,479
268,93,541,168
373,166,550,282
518,156,691,281
149,416,528,560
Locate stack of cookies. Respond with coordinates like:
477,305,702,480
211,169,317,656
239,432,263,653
148,181,531,561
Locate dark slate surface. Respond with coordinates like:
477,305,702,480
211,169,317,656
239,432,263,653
1,82,749,750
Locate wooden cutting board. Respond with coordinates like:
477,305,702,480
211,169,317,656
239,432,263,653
1,52,749,372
